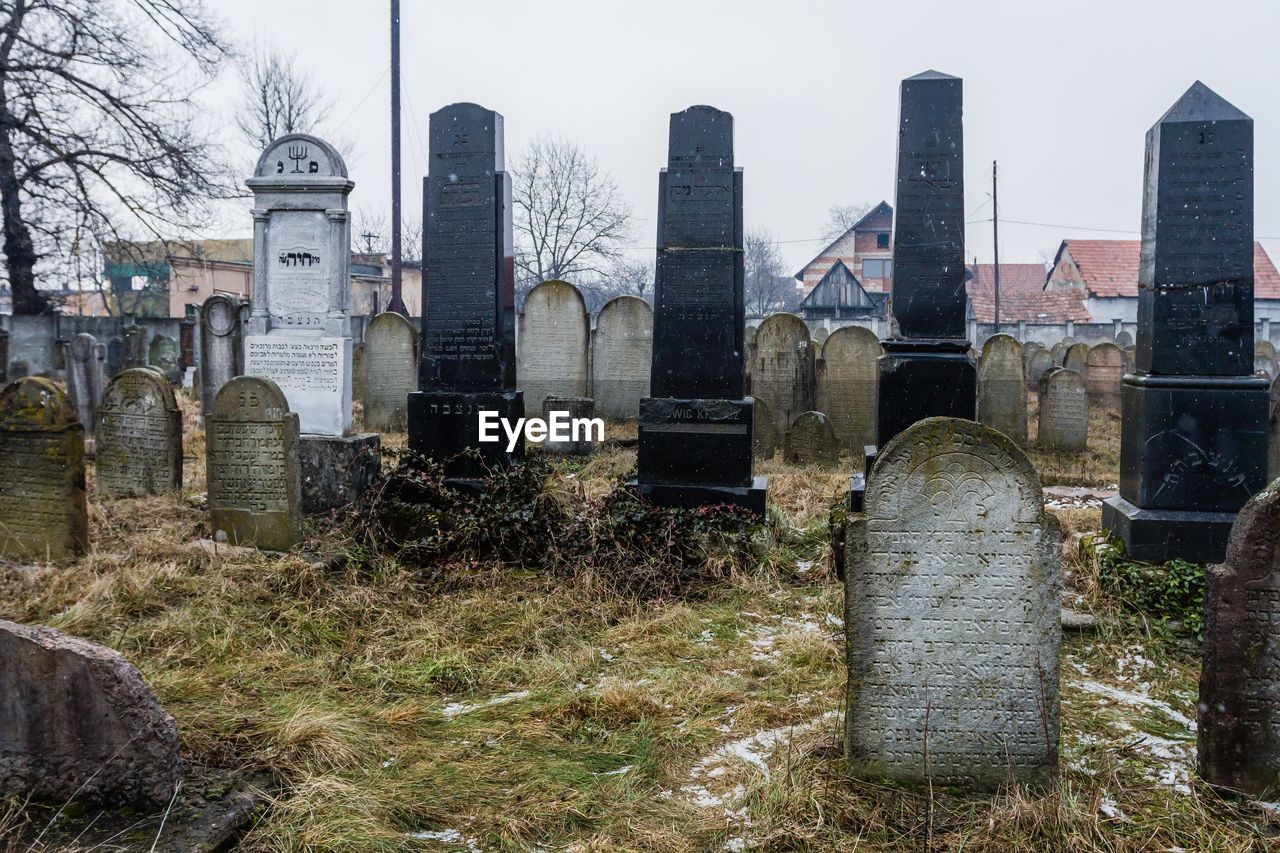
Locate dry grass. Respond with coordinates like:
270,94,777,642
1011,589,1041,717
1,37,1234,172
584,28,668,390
2,393,1274,851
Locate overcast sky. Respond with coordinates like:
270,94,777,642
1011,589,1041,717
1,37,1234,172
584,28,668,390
205,0,1280,274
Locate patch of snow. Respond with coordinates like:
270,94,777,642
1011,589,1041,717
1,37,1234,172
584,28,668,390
725,838,747,851
1098,796,1126,819
440,690,531,720
1076,680,1197,732
598,648,615,662
599,765,632,777
405,828,481,851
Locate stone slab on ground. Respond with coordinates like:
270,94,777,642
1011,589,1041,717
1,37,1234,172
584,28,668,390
299,432,381,513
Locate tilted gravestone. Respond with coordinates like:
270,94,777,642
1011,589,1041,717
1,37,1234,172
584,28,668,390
0,619,180,808
95,368,183,499
1085,342,1125,406
1102,82,1268,564
362,311,417,432
148,333,181,385
632,105,765,512
123,324,147,370
206,376,301,550
751,395,779,460
751,312,815,443
844,417,1060,789
408,102,522,479
518,280,590,415
1199,480,1280,796
1063,341,1089,376
876,71,975,447
1026,348,1055,392
591,295,652,420
0,377,88,559
976,333,1028,445
816,325,878,454
64,333,104,436
243,134,354,437
1037,368,1088,452
783,410,839,468
199,293,243,421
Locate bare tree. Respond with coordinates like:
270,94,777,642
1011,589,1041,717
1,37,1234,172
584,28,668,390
352,208,422,264
234,42,334,154
0,0,233,315
510,134,633,303
744,228,796,317
820,202,874,242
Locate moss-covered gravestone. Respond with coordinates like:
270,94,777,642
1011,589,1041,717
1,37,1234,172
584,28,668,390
206,376,300,551
783,410,839,467
95,368,183,499
0,377,88,559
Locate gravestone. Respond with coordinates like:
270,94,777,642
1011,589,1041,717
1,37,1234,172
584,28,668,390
106,337,124,379
592,295,652,420
1085,342,1126,406
751,312,815,441
877,71,975,447
363,312,417,432
199,294,243,421
1049,341,1068,367
1256,356,1274,381
95,368,183,499
407,103,523,479
0,620,181,808
123,324,147,370
1037,368,1088,452
1022,340,1043,371
0,328,8,382
351,342,366,404
817,326,879,453
752,395,778,460
243,133,354,437
783,410,839,468
1026,348,1055,392
0,377,88,559
64,333,104,436
1199,481,1280,796
1123,345,1136,373
518,279,589,414
206,376,301,550
844,417,1060,789
632,105,765,512
540,395,596,456
149,334,180,384
976,333,1027,445
1102,82,1268,564
1063,341,1089,376
1116,330,1134,347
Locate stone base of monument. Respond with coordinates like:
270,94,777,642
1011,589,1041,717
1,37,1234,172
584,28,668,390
631,397,766,514
876,339,976,447
540,395,596,456
406,389,524,479
1101,496,1240,564
299,432,381,513
846,445,879,512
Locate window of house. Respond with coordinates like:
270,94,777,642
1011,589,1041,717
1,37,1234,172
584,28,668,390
864,259,893,279
877,232,890,248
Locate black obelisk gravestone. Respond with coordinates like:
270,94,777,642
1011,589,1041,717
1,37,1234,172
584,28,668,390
407,103,522,479
876,71,975,447
630,106,766,513
1102,82,1268,563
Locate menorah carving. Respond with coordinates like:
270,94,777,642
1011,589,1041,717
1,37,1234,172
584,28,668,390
287,144,309,173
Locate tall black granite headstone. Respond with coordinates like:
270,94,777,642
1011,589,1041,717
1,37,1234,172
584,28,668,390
1102,82,1268,563
876,71,976,447
406,103,522,479
630,106,766,513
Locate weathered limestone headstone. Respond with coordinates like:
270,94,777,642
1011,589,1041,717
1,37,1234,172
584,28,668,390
1257,340,1277,363
751,395,778,460
631,105,765,512
362,311,417,432
1026,348,1055,392
752,312,815,441
540,395,596,456
95,369,183,499
783,411,839,467
816,325,878,454
1063,341,1089,376
1049,341,1068,367
591,295,652,420
518,279,590,414
845,417,1060,789
1037,368,1088,452
148,334,180,384
206,376,301,550
408,103,523,478
1199,480,1280,796
243,133,354,436
0,620,181,808
1085,342,1125,406
1102,82,1268,564
876,71,975,447
0,377,88,559
1116,330,1134,347
64,333,105,436
199,293,243,421
976,333,1028,445
123,324,147,370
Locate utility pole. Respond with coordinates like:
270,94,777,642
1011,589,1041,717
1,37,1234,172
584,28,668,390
387,0,408,316
992,159,1001,333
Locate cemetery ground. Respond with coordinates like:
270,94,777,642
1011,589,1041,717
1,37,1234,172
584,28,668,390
0,395,1274,851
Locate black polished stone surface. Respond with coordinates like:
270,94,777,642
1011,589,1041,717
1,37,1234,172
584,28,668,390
406,390,524,478
628,477,767,515
1101,496,1239,564
637,397,754,487
876,340,976,448
1136,82,1253,377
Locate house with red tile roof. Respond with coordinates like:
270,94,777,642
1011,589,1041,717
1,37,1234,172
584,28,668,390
794,201,894,298
1045,239,1280,323
965,262,1090,326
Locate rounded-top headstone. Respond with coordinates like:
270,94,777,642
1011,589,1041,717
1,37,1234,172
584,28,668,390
1037,368,1088,452
592,295,652,420
69,332,95,362
518,279,589,414
977,333,1028,446
1026,349,1055,392
1115,330,1134,347
817,325,880,453
812,327,830,345
1085,342,1125,405
752,312,815,440
1063,342,1089,376
95,368,182,499
0,375,78,429
253,132,348,179
363,311,418,432
783,410,840,468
